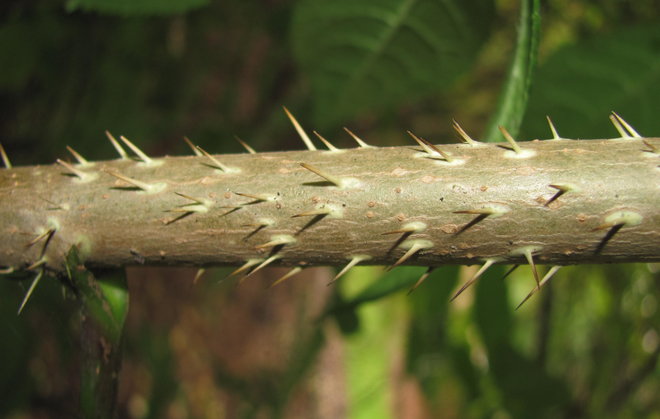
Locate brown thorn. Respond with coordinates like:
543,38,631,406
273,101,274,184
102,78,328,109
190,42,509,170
105,130,128,160
120,135,153,164
450,259,496,301
343,127,371,148
515,266,562,310
594,223,624,254
522,248,540,289
407,267,435,295
387,241,432,271
0,143,12,169
196,146,232,172
642,140,658,154
544,184,569,207
498,126,522,154
241,254,282,282
283,106,316,151
26,229,55,248
407,131,453,162
235,136,256,154
292,208,331,218
545,116,562,140
227,259,263,279
452,119,478,145
103,169,157,192
270,267,303,288
66,145,92,167
26,258,47,271
328,255,371,285
611,112,641,138
234,192,271,202
183,137,203,156
299,162,344,187
501,265,519,281
17,269,45,315
313,131,340,152
56,159,91,181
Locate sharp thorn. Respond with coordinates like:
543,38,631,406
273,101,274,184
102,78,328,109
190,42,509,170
196,146,232,172
451,119,478,145
522,248,540,289
235,136,257,154
407,131,453,162
382,221,427,235
174,191,207,205
56,159,92,181
183,137,203,156
611,112,641,138
544,184,572,206
270,267,303,288
17,269,45,315
0,266,14,274
408,267,435,295
120,135,154,164
292,208,332,218
66,146,92,167
234,192,272,202
328,255,371,285
343,127,372,148
241,254,282,281
451,259,496,301
515,265,562,310
0,143,12,169
299,162,344,187
313,131,340,152
545,116,562,140
501,265,520,280
387,240,432,271
283,106,316,151
26,258,47,271
498,126,522,154
255,234,296,249
193,268,205,284
103,169,161,193
227,259,263,279
26,228,55,248
105,130,129,160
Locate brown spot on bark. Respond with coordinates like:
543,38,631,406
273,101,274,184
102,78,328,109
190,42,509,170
480,186,488,192
440,224,458,234
368,201,376,208
394,187,402,194
392,167,410,177
366,211,374,218
396,213,406,222
224,192,232,199
577,213,587,222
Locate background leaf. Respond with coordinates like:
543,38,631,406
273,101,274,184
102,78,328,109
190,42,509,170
291,0,495,127
522,24,660,139
66,0,210,15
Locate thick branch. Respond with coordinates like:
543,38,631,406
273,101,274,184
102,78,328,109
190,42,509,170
0,137,658,274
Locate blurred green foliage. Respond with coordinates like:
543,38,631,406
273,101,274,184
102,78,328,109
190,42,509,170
1,0,659,418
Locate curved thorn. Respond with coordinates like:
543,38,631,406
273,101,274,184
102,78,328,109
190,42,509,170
105,130,128,160
120,135,153,164
283,106,316,151
452,119,478,146
545,116,562,140
299,162,344,187
498,126,522,154
328,255,371,285
516,265,562,310
408,267,435,295
451,259,496,301
18,269,45,315
196,146,232,172
0,143,11,169
235,136,256,154
313,131,340,152
343,127,372,148
66,146,92,167
183,137,203,156
270,267,303,288
0,266,14,274
544,184,572,206
611,112,641,138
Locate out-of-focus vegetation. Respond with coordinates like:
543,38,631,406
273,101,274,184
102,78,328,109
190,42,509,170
1,0,659,418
